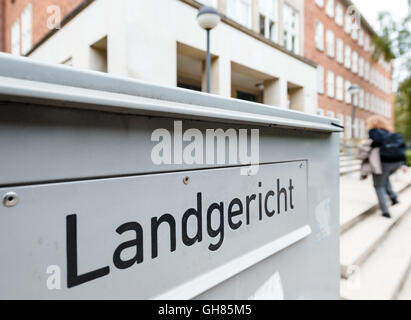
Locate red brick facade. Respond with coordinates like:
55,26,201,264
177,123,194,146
0,0,5,52
305,0,395,137
2,0,82,54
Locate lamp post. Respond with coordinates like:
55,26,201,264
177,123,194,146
348,84,360,139
197,6,221,93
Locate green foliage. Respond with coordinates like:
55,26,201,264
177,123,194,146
395,76,411,144
374,10,411,144
406,150,411,167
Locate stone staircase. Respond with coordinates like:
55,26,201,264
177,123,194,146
340,171,411,300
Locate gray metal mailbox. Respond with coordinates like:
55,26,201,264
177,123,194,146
0,53,342,300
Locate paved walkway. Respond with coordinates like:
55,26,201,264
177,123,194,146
340,169,411,228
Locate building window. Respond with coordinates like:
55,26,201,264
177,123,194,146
259,0,278,42
353,118,359,138
317,65,324,94
364,35,370,51
359,56,364,77
227,0,251,28
344,12,351,34
315,0,324,8
315,21,324,51
11,19,21,55
337,113,344,137
359,29,364,46
353,87,359,106
326,30,334,57
359,89,364,109
327,111,335,119
336,38,343,64
317,108,325,116
326,0,334,18
327,70,334,98
344,45,351,69
336,76,343,101
345,116,352,139
345,80,351,104
351,28,358,41
352,51,358,74
360,120,365,138
364,92,370,110
365,61,370,81
335,4,343,26
283,4,299,54
21,4,32,55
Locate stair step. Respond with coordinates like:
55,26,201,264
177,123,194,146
340,188,411,278
397,267,411,300
341,208,411,300
340,171,411,231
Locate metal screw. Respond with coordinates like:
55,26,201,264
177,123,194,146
183,176,190,185
3,192,19,208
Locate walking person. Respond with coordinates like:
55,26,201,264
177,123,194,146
367,115,407,218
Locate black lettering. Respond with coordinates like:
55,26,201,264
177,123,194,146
113,222,144,269
264,191,275,217
289,179,295,210
207,202,225,251
258,182,263,221
151,214,176,259
246,194,256,225
277,179,288,214
182,192,203,246
228,198,243,230
66,214,110,288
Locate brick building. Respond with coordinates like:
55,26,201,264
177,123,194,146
1,0,395,140
305,0,394,139
0,0,4,51
1,0,85,55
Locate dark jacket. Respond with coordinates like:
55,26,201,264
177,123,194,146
369,128,407,163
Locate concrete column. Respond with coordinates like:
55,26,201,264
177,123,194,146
263,78,288,109
202,56,231,97
289,87,305,112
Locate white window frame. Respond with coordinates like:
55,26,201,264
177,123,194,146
327,70,335,98
326,30,334,58
344,45,351,69
336,76,343,101
335,4,343,26
352,51,358,74
283,4,299,54
336,38,343,64
258,0,278,43
359,56,364,78
227,0,252,28
317,65,325,94
11,19,21,56
315,21,324,51
345,80,351,104
344,12,352,34
315,0,324,8
345,115,352,139
21,3,33,55
326,0,334,18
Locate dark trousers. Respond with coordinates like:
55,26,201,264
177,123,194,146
372,162,403,213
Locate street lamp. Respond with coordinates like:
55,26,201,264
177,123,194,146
348,84,360,139
197,6,221,93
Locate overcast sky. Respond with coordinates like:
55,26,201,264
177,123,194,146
352,0,409,30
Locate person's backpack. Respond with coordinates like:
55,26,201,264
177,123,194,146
380,132,406,160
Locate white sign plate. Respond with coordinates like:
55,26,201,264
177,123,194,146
0,161,309,299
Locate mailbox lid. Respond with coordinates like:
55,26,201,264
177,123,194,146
0,53,342,133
